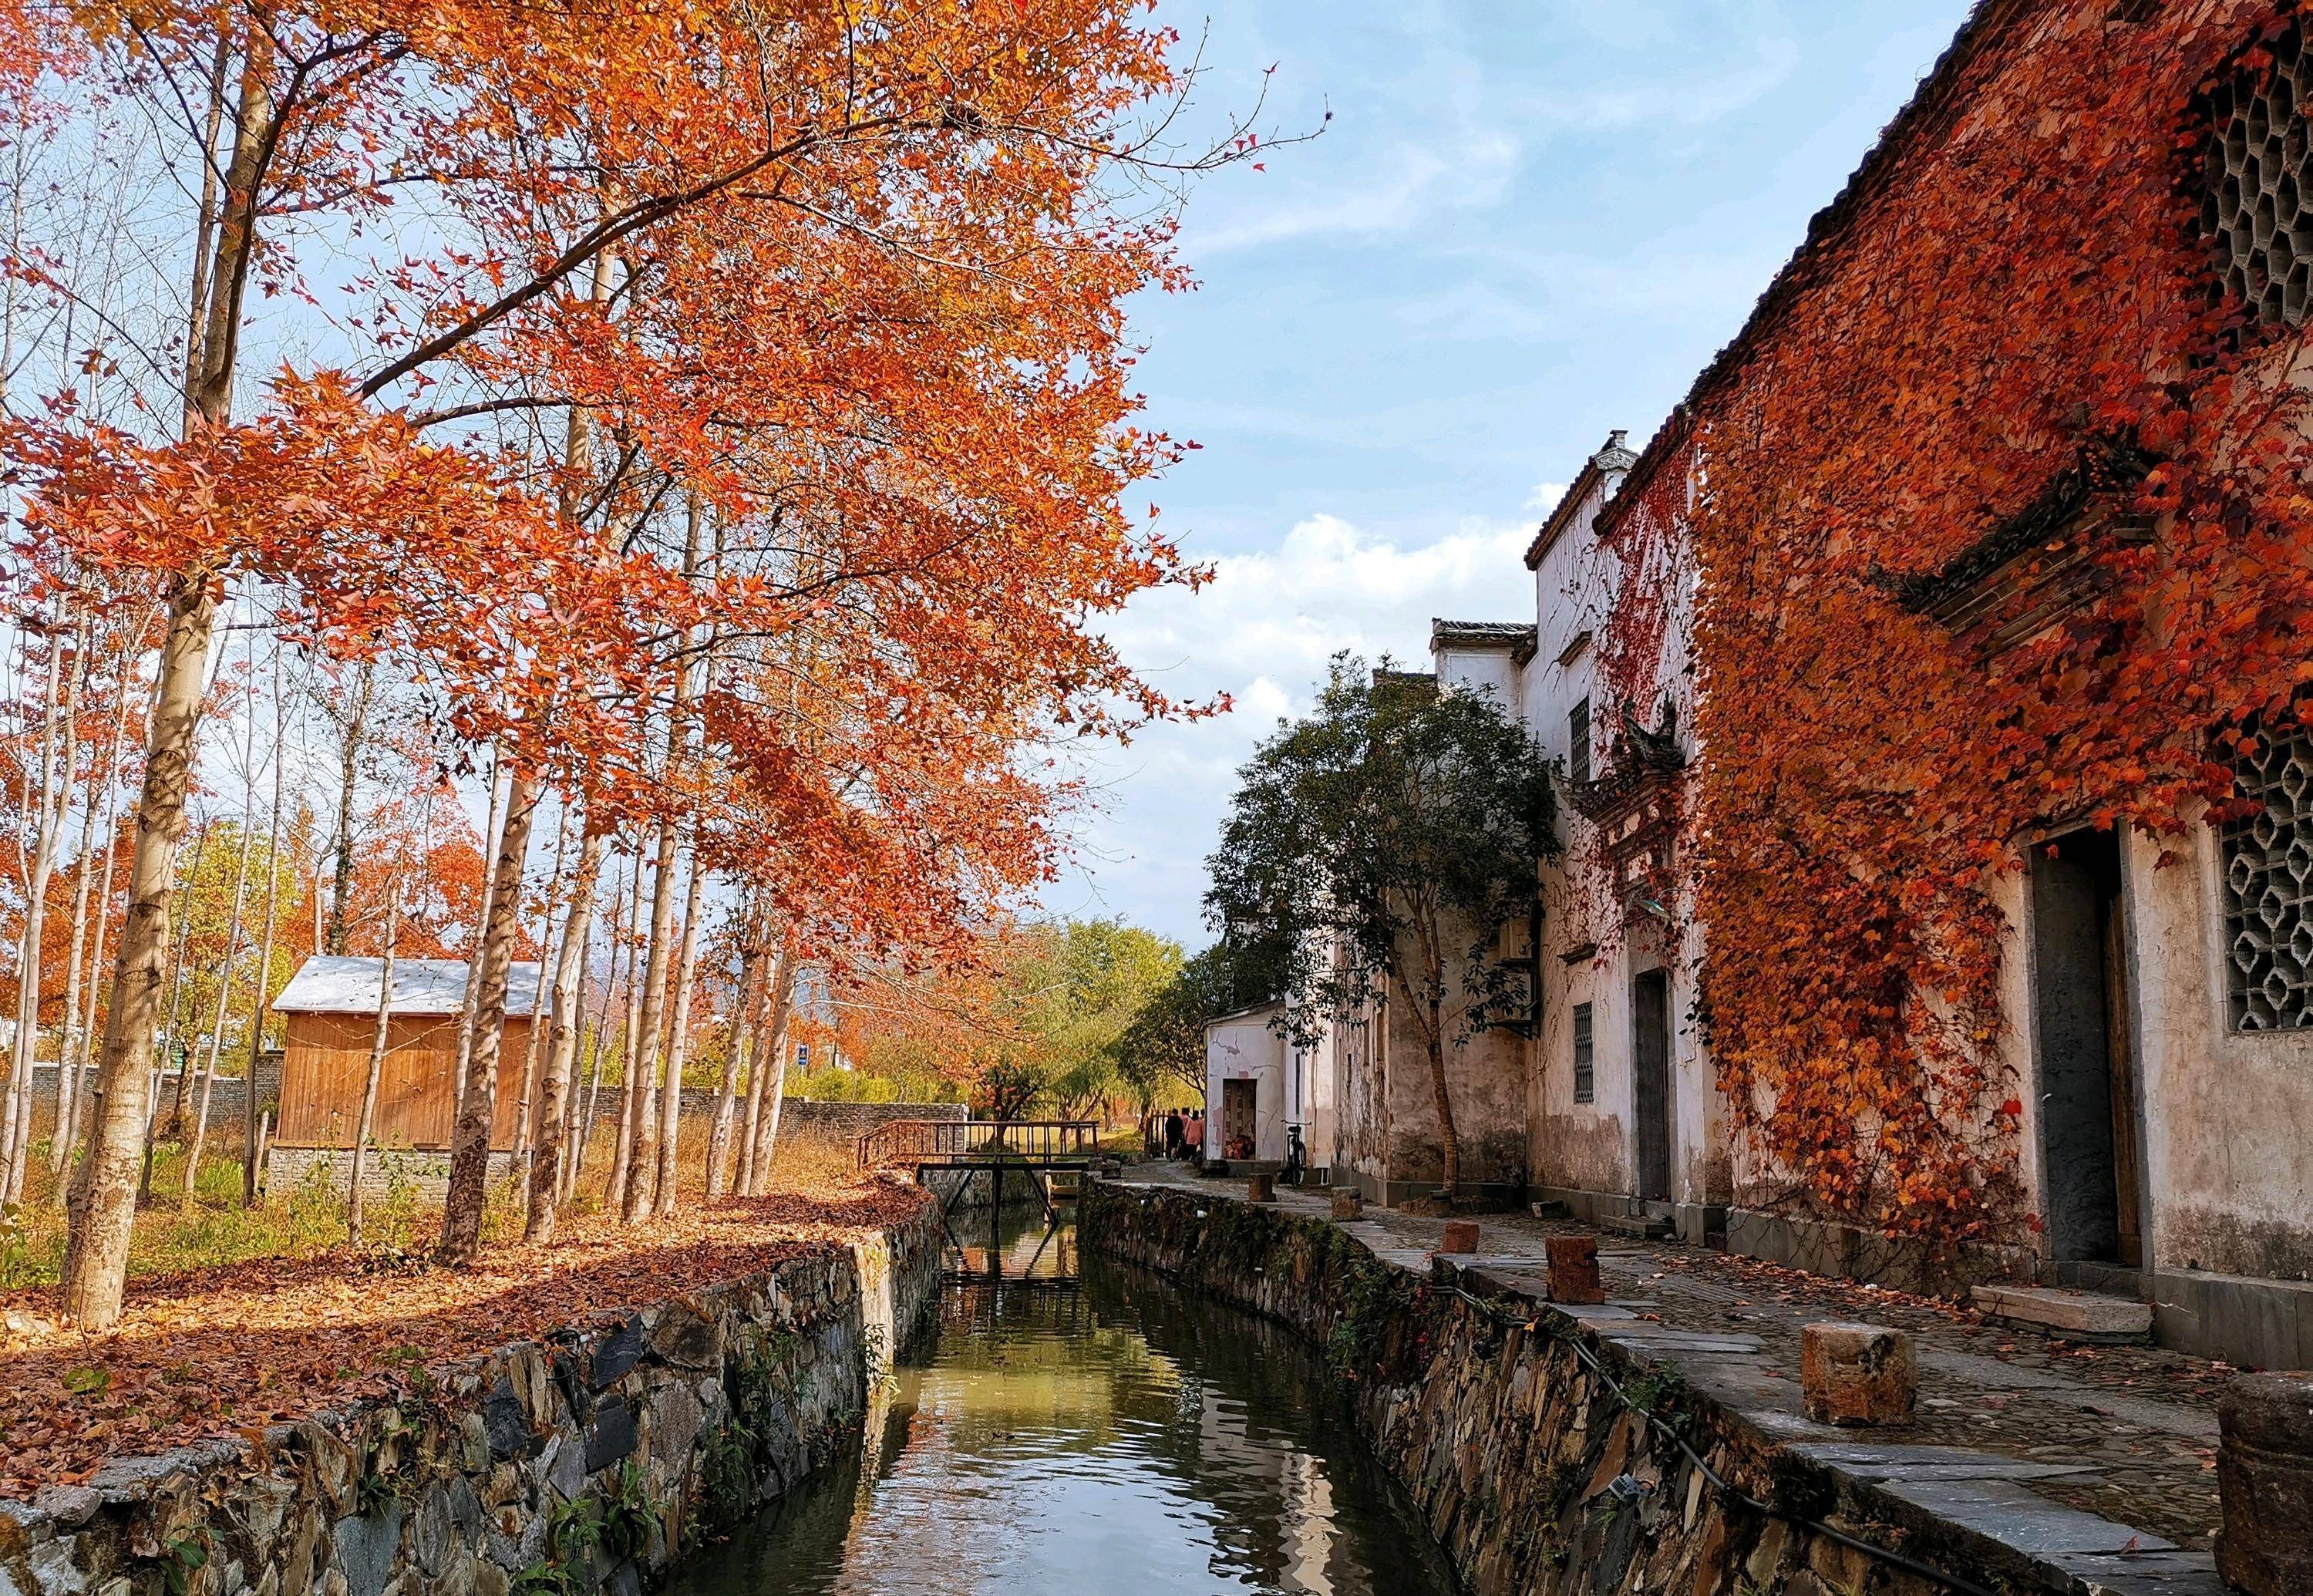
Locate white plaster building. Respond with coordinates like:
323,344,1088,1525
1204,1001,1290,1167
1424,429,1729,1244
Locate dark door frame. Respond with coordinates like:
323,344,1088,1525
1631,966,1673,1204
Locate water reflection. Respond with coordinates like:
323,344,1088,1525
679,1217,1460,1596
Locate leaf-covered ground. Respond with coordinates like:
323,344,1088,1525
0,1177,928,1500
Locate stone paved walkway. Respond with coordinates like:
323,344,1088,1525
1115,1162,2235,1595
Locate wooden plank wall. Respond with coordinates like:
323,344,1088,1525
275,1012,537,1151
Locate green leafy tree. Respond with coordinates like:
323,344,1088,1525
1204,655,1558,1197
1111,938,1289,1108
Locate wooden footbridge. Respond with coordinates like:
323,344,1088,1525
856,1120,1103,1285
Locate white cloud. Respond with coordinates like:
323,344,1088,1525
1190,130,1520,255
1045,510,1535,940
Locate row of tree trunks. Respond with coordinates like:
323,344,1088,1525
438,766,541,1263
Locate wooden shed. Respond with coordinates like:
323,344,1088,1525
270,955,542,1152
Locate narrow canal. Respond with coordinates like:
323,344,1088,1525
678,1210,1462,1595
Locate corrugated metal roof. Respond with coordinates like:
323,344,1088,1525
272,955,544,1017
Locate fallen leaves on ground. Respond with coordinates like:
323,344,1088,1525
0,1177,928,1500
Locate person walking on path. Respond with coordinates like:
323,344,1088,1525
1163,1109,1184,1159
1183,1109,1204,1162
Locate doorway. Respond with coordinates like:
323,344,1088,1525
1221,1078,1258,1160
2029,830,2143,1267
1631,969,1673,1202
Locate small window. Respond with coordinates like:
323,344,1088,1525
2223,722,2313,1031
1569,699,1591,786
1571,1002,1594,1103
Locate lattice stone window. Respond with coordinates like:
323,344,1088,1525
1572,1002,1595,1103
2222,722,2313,1031
2201,22,2313,328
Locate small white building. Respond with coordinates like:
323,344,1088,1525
1204,1000,1289,1167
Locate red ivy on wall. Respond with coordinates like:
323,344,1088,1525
1680,0,2313,1240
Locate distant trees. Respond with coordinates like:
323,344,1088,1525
834,919,1181,1122
1204,657,1557,1199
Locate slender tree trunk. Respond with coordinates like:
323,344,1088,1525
569,890,619,1199
733,928,776,1198
348,891,397,1247
323,662,375,955
451,753,513,1111
53,625,140,1177
2,620,69,1200
525,820,608,1242
241,644,288,1207
604,857,642,1206
513,806,567,1181
181,781,254,1207
66,25,277,1328
650,857,706,1217
708,929,763,1200
439,766,539,1263
62,574,227,1328
745,951,800,1195
618,818,678,1224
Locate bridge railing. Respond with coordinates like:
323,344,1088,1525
855,1118,1101,1170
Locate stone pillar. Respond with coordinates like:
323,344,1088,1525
1246,1171,1275,1203
1329,1190,1365,1221
1800,1322,1917,1426
1439,1219,1480,1254
2217,1371,2313,1596
1545,1234,1605,1304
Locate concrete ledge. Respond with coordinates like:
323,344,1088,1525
2153,1267,2313,1371
1971,1284,2153,1343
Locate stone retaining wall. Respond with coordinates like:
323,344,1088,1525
0,1194,942,1596
1080,1182,2096,1596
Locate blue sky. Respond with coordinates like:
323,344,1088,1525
1049,1,1977,945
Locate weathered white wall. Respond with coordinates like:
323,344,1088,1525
1522,439,1724,1217
1204,1007,1289,1161
2123,818,2313,1283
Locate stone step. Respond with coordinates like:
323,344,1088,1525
1971,1283,2153,1343
1598,1212,1673,1241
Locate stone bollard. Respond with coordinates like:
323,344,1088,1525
1800,1322,1917,1427
1439,1219,1481,1254
1329,1190,1365,1221
2217,1371,2313,1596
1544,1234,1606,1305
1246,1171,1275,1203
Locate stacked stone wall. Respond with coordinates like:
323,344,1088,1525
1081,1183,2086,1596
0,1197,941,1596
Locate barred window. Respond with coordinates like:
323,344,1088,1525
2222,722,2313,1031
1572,1002,1595,1103
2201,21,2313,328
1570,699,1592,786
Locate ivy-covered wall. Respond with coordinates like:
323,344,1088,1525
0,1202,941,1596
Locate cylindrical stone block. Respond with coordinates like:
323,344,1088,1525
1329,1190,1365,1221
1246,1171,1275,1203
1800,1322,1917,1426
2217,1371,2313,1596
1439,1219,1480,1254
1544,1234,1605,1305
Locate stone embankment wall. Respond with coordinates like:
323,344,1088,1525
0,1199,941,1596
1081,1184,2066,1596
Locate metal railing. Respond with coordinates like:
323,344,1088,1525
855,1118,1100,1170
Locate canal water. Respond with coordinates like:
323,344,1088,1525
678,1211,1461,1596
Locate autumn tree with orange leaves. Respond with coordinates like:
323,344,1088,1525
2,0,1284,1327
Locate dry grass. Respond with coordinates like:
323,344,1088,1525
0,1123,867,1292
